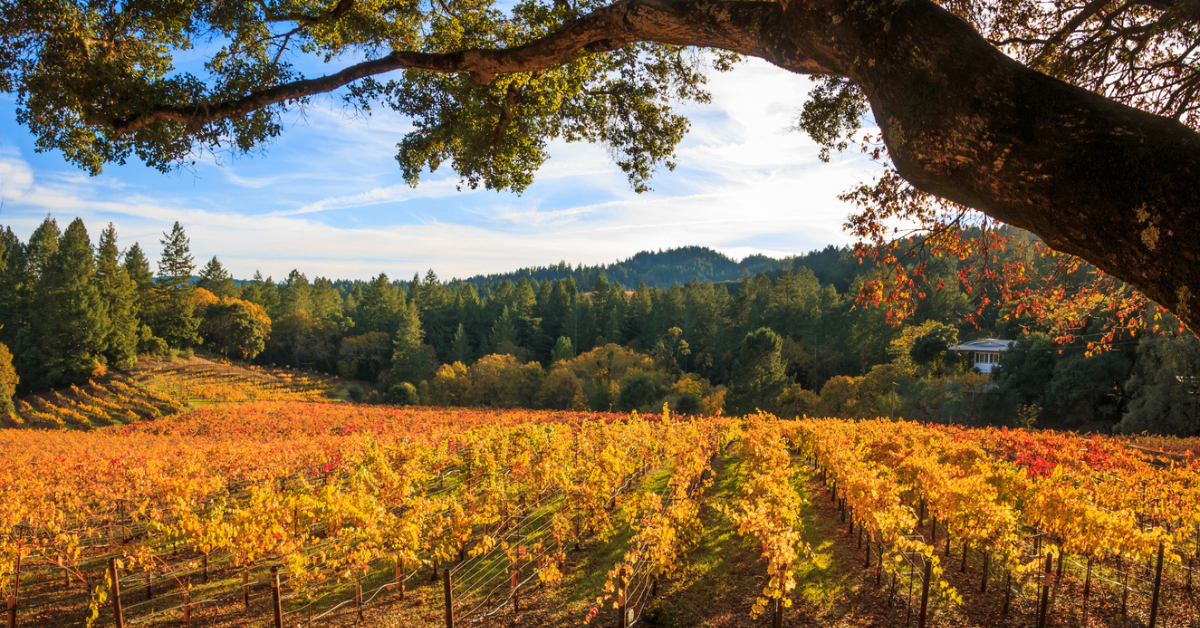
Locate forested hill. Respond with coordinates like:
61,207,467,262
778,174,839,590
459,246,795,289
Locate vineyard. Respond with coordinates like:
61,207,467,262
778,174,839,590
135,361,339,405
0,404,1197,628
4,359,340,429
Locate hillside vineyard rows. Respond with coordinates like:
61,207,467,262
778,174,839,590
0,404,1197,627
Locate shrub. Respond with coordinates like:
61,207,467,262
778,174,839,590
674,393,703,416
385,383,419,406
617,373,662,412
345,384,365,403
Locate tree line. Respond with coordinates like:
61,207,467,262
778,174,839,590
1,217,1196,435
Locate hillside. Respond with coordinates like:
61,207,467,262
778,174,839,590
459,245,796,289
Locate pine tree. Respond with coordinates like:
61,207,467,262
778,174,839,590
123,242,165,354
197,256,236,297
158,222,194,291
492,306,517,349
730,327,788,414
450,323,471,364
95,224,140,369
123,242,155,307
153,221,200,349
280,269,313,315
389,302,434,385
241,271,281,318
357,274,403,335
32,219,109,386
551,336,575,363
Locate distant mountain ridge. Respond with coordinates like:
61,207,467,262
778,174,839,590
459,245,798,290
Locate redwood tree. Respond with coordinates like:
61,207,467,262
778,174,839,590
1,0,1198,327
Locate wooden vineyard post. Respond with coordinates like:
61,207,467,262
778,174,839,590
876,541,883,587
511,568,519,613
109,558,124,628
961,544,968,572
980,553,989,593
242,569,249,608
8,549,19,628
1121,560,1129,617
1036,552,1053,628
202,555,209,584
271,567,283,628
145,569,152,602
1149,541,1165,628
917,557,932,628
1083,557,1092,626
1002,571,1012,616
356,580,363,621
184,584,192,628
617,566,627,628
396,560,406,599
773,597,783,628
443,568,454,628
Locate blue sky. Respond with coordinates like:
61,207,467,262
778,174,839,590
0,58,880,282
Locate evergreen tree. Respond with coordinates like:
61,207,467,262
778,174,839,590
123,242,155,308
122,242,164,354
450,323,471,363
491,306,518,351
280,269,313,315
551,336,575,363
158,222,194,291
358,273,403,335
197,256,236,297
1118,330,1200,436
123,243,154,290
241,271,281,318
624,282,654,347
30,219,109,386
154,221,200,349
389,302,435,385
730,327,788,414
310,278,344,320
95,224,140,368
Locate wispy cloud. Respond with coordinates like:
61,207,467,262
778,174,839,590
0,58,881,280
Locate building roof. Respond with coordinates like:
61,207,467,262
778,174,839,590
949,338,1014,352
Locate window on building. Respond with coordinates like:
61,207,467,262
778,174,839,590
975,352,999,364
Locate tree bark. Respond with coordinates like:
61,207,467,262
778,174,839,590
777,0,1200,330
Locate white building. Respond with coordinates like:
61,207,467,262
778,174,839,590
950,338,1014,374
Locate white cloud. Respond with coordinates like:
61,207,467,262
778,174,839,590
0,147,35,204
0,57,882,280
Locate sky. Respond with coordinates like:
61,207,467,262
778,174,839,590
0,57,881,282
